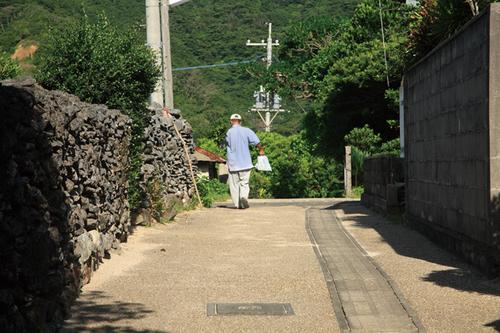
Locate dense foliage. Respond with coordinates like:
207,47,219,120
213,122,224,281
0,0,360,138
199,132,344,199
36,15,159,210
0,51,19,79
257,0,413,157
252,132,344,198
0,0,145,51
408,0,497,60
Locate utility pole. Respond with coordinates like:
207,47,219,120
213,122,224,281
146,0,190,108
246,22,278,69
247,23,285,132
160,0,174,109
146,0,164,106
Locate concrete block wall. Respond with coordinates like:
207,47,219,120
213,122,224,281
362,156,404,213
404,4,500,273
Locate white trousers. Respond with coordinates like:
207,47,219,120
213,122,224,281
228,169,251,208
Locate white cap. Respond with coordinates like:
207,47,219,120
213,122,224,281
230,113,242,120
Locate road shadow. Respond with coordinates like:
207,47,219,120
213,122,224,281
211,204,237,209
62,326,168,333
325,201,500,296
491,194,500,258
485,319,500,332
61,291,168,333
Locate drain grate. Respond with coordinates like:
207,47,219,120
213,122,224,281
207,303,295,316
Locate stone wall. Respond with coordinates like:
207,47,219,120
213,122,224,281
0,79,131,332
138,108,197,223
404,4,500,274
361,156,404,213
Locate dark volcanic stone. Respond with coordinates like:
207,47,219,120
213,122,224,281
0,79,131,332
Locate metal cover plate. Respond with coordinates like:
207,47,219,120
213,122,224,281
207,303,295,316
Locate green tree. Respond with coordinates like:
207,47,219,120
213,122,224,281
36,15,160,210
36,15,158,112
0,51,19,80
261,0,413,156
344,124,382,155
344,124,400,156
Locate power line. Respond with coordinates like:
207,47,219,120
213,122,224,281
172,58,257,72
378,0,390,87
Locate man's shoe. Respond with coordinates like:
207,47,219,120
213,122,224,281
239,198,250,209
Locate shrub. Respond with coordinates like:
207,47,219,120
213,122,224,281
379,138,400,156
249,171,273,199
36,14,160,210
0,52,20,80
251,132,344,198
345,125,400,157
351,146,367,187
147,178,167,222
352,186,364,198
36,15,159,109
197,177,229,208
344,124,382,155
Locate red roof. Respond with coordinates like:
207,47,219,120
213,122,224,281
194,146,226,163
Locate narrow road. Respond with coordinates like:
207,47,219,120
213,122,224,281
62,200,500,333
62,200,340,333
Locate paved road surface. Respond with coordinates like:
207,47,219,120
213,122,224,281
63,201,339,333
62,200,500,333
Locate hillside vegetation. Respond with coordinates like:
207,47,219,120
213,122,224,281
0,0,358,137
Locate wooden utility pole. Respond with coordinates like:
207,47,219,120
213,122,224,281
345,146,352,197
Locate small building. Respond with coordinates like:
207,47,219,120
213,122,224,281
194,146,226,180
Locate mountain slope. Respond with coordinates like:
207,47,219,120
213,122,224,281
0,0,358,137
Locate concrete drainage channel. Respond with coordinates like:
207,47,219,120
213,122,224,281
306,206,426,333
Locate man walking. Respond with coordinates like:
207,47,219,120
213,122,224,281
226,114,265,209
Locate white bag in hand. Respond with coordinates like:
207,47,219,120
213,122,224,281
255,155,272,172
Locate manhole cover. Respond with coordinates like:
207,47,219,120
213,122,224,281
207,303,295,316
